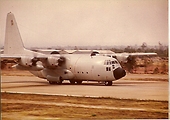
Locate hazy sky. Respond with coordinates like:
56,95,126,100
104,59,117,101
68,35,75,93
0,0,168,48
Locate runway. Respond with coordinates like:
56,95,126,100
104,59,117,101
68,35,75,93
1,75,168,101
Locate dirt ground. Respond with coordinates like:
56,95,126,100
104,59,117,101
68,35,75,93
1,92,168,119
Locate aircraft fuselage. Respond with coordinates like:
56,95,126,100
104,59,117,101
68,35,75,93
30,54,126,85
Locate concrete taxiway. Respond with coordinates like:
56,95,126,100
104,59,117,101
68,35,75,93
1,75,168,101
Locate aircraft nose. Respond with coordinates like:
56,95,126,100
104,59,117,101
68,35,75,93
113,67,126,80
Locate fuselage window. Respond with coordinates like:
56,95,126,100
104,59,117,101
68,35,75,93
115,61,118,64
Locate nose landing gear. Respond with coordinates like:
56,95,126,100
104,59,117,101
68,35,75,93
104,81,112,86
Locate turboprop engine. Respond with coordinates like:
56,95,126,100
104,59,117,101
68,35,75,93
18,56,36,66
12,56,43,71
44,55,66,68
46,56,59,67
115,53,135,64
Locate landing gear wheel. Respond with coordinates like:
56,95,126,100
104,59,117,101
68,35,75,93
70,80,76,84
48,77,63,85
105,81,112,86
49,81,57,84
56,80,63,85
57,77,63,84
77,81,82,84
49,81,53,84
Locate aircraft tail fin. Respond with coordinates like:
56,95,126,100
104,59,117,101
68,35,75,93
4,12,27,54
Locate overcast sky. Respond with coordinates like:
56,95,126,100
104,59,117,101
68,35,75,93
0,0,168,48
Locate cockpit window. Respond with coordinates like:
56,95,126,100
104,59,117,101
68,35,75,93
112,65,115,69
104,60,118,65
112,61,115,64
106,67,111,71
104,60,111,65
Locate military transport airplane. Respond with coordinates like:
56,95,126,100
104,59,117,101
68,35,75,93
1,12,126,86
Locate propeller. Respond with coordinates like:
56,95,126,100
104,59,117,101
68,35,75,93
31,52,40,66
58,56,66,66
31,57,39,66
127,55,133,63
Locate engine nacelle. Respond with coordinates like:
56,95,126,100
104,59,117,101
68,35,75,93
19,56,33,67
12,64,43,71
46,56,59,67
44,56,66,68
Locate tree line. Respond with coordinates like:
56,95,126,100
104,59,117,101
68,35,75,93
111,42,168,58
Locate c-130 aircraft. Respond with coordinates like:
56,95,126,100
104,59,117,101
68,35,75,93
1,12,126,86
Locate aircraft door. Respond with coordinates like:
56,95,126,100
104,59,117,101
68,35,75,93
91,61,106,80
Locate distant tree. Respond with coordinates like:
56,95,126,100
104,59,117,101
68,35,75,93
144,57,152,74
110,48,124,53
74,46,78,50
1,61,6,69
141,42,147,51
161,62,168,74
136,48,142,52
124,46,136,53
158,42,163,50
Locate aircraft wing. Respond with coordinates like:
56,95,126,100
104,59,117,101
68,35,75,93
111,52,157,63
1,54,21,59
1,54,48,61
127,52,157,56
1,54,66,69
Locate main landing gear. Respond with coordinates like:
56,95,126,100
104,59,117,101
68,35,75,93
48,80,83,85
49,80,63,85
48,80,112,86
70,80,82,85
